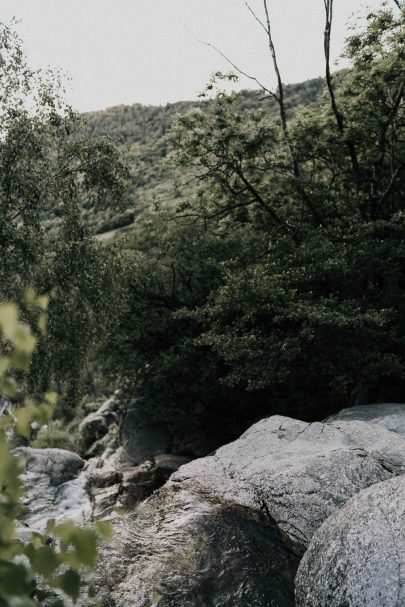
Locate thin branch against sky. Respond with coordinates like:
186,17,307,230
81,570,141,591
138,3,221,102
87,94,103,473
1,0,385,112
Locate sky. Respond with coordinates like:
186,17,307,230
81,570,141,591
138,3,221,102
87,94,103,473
1,0,385,113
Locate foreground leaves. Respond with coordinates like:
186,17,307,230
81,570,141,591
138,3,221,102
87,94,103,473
0,300,110,606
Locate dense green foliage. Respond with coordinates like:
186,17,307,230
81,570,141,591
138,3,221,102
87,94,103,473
0,298,110,606
0,21,129,408
79,78,324,236
104,5,405,446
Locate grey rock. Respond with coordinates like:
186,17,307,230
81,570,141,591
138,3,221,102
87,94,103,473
92,484,121,519
118,461,169,509
95,485,299,607
295,475,405,607
327,402,405,437
79,397,119,451
88,455,191,516
93,414,405,606
88,466,123,489
0,395,12,416
14,447,84,486
14,447,91,530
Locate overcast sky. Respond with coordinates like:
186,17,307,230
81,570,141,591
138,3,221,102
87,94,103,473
1,0,384,112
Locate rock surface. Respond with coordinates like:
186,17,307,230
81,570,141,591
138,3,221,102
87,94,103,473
87,454,192,517
295,475,405,607
15,404,405,605
327,402,405,437
15,447,91,530
92,413,405,606
79,396,119,454
0,395,12,416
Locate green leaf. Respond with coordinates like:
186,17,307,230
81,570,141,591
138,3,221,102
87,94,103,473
0,303,18,339
58,569,81,600
27,544,60,576
95,520,112,541
11,349,32,371
0,376,17,398
72,528,98,569
44,391,58,406
0,562,33,596
0,356,10,376
37,313,47,333
11,323,36,354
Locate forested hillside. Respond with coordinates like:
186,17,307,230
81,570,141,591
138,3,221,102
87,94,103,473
78,78,325,236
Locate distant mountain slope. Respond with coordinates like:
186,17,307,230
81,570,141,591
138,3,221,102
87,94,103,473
73,77,325,238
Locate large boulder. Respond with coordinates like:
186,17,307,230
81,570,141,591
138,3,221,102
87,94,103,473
295,475,405,606
14,447,91,530
327,402,405,437
92,413,405,606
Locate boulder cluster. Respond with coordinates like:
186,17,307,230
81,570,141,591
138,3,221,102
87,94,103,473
17,402,405,606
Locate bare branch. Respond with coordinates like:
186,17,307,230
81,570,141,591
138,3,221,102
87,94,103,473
196,37,277,100
244,2,268,36
258,1,325,226
323,0,362,191
262,0,288,137
375,83,404,166
196,2,325,228
378,162,405,209
233,164,291,232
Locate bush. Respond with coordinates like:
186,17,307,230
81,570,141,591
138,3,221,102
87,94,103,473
31,426,81,453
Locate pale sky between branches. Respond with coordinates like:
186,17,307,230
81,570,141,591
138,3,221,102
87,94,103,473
2,0,385,112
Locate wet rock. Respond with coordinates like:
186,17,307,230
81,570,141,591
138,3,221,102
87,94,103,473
295,475,405,607
92,414,405,606
16,525,53,545
95,486,300,607
327,402,405,437
79,397,119,452
14,447,91,530
118,455,192,508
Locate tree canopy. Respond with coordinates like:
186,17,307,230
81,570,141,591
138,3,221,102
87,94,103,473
0,20,129,407
104,3,405,448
